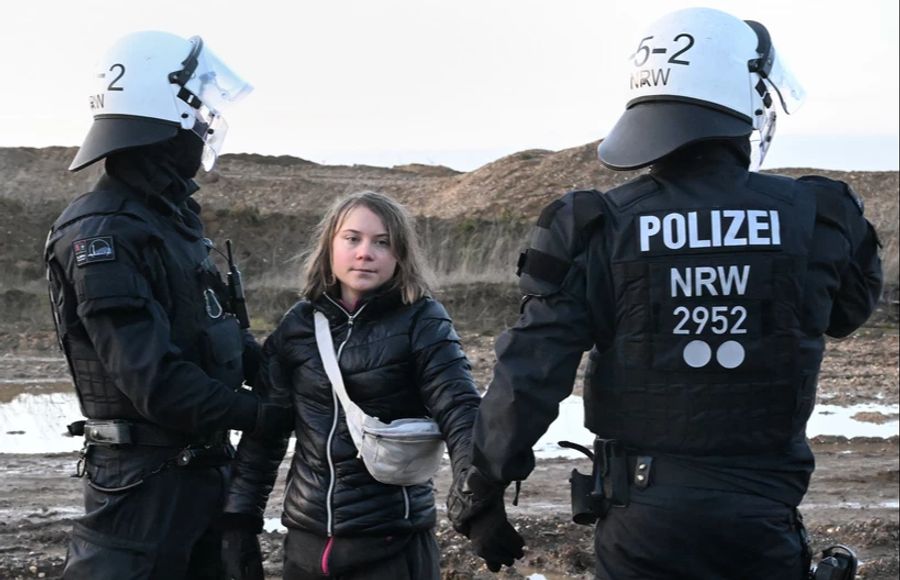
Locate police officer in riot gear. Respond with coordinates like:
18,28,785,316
447,7,882,578
45,31,290,579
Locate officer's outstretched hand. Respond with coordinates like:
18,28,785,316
220,515,264,580
447,466,525,572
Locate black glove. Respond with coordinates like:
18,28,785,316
248,401,292,439
221,528,263,580
220,514,264,580
447,467,525,572
468,499,525,572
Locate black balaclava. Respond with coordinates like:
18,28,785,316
105,129,205,205
168,129,206,179
652,136,752,173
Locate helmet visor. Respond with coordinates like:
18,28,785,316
766,51,805,114
750,110,777,170
191,106,229,170
190,37,253,113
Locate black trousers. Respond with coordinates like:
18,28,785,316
594,486,809,580
282,528,440,580
63,445,228,580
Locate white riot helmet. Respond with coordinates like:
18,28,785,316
597,7,805,171
70,31,252,172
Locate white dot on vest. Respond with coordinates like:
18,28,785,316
716,340,745,369
683,340,711,368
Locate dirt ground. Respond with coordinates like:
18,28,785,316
0,316,897,579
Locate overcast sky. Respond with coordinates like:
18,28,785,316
1,0,897,171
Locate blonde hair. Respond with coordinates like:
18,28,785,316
302,191,432,304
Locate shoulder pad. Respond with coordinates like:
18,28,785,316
49,185,158,244
52,188,130,231
746,172,796,203
798,175,864,215
46,193,157,265
517,189,605,296
603,175,660,210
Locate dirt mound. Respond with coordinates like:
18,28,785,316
1,144,897,336
3,144,896,225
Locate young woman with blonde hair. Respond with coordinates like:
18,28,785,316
220,191,480,579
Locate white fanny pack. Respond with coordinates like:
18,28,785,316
314,311,444,486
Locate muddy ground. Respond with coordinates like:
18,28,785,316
0,312,897,579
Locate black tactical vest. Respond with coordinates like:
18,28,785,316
584,168,826,456
45,176,244,421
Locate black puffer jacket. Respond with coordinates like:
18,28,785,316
224,290,480,537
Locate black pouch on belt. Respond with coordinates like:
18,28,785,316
569,469,600,525
83,420,133,445
559,440,602,525
199,315,245,390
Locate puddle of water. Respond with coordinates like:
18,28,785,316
515,568,577,580
263,518,287,533
533,397,900,458
1,390,897,455
0,392,83,453
807,403,900,438
533,396,592,459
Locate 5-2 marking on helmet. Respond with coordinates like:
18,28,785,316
631,34,695,68
90,64,126,109
630,34,695,89
106,64,126,91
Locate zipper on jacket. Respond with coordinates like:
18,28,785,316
322,296,368,536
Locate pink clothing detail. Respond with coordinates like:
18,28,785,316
321,536,335,575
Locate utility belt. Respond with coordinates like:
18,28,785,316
68,419,234,469
562,437,746,526
70,419,197,447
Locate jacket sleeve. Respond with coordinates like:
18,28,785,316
223,319,294,519
827,217,883,338
471,191,602,484
472,265,595,484
55,214,258,433
411,300,481,478
802,178,884,338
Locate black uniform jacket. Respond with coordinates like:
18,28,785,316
44,155,258,436
473,143,883,506
224,290,481,537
